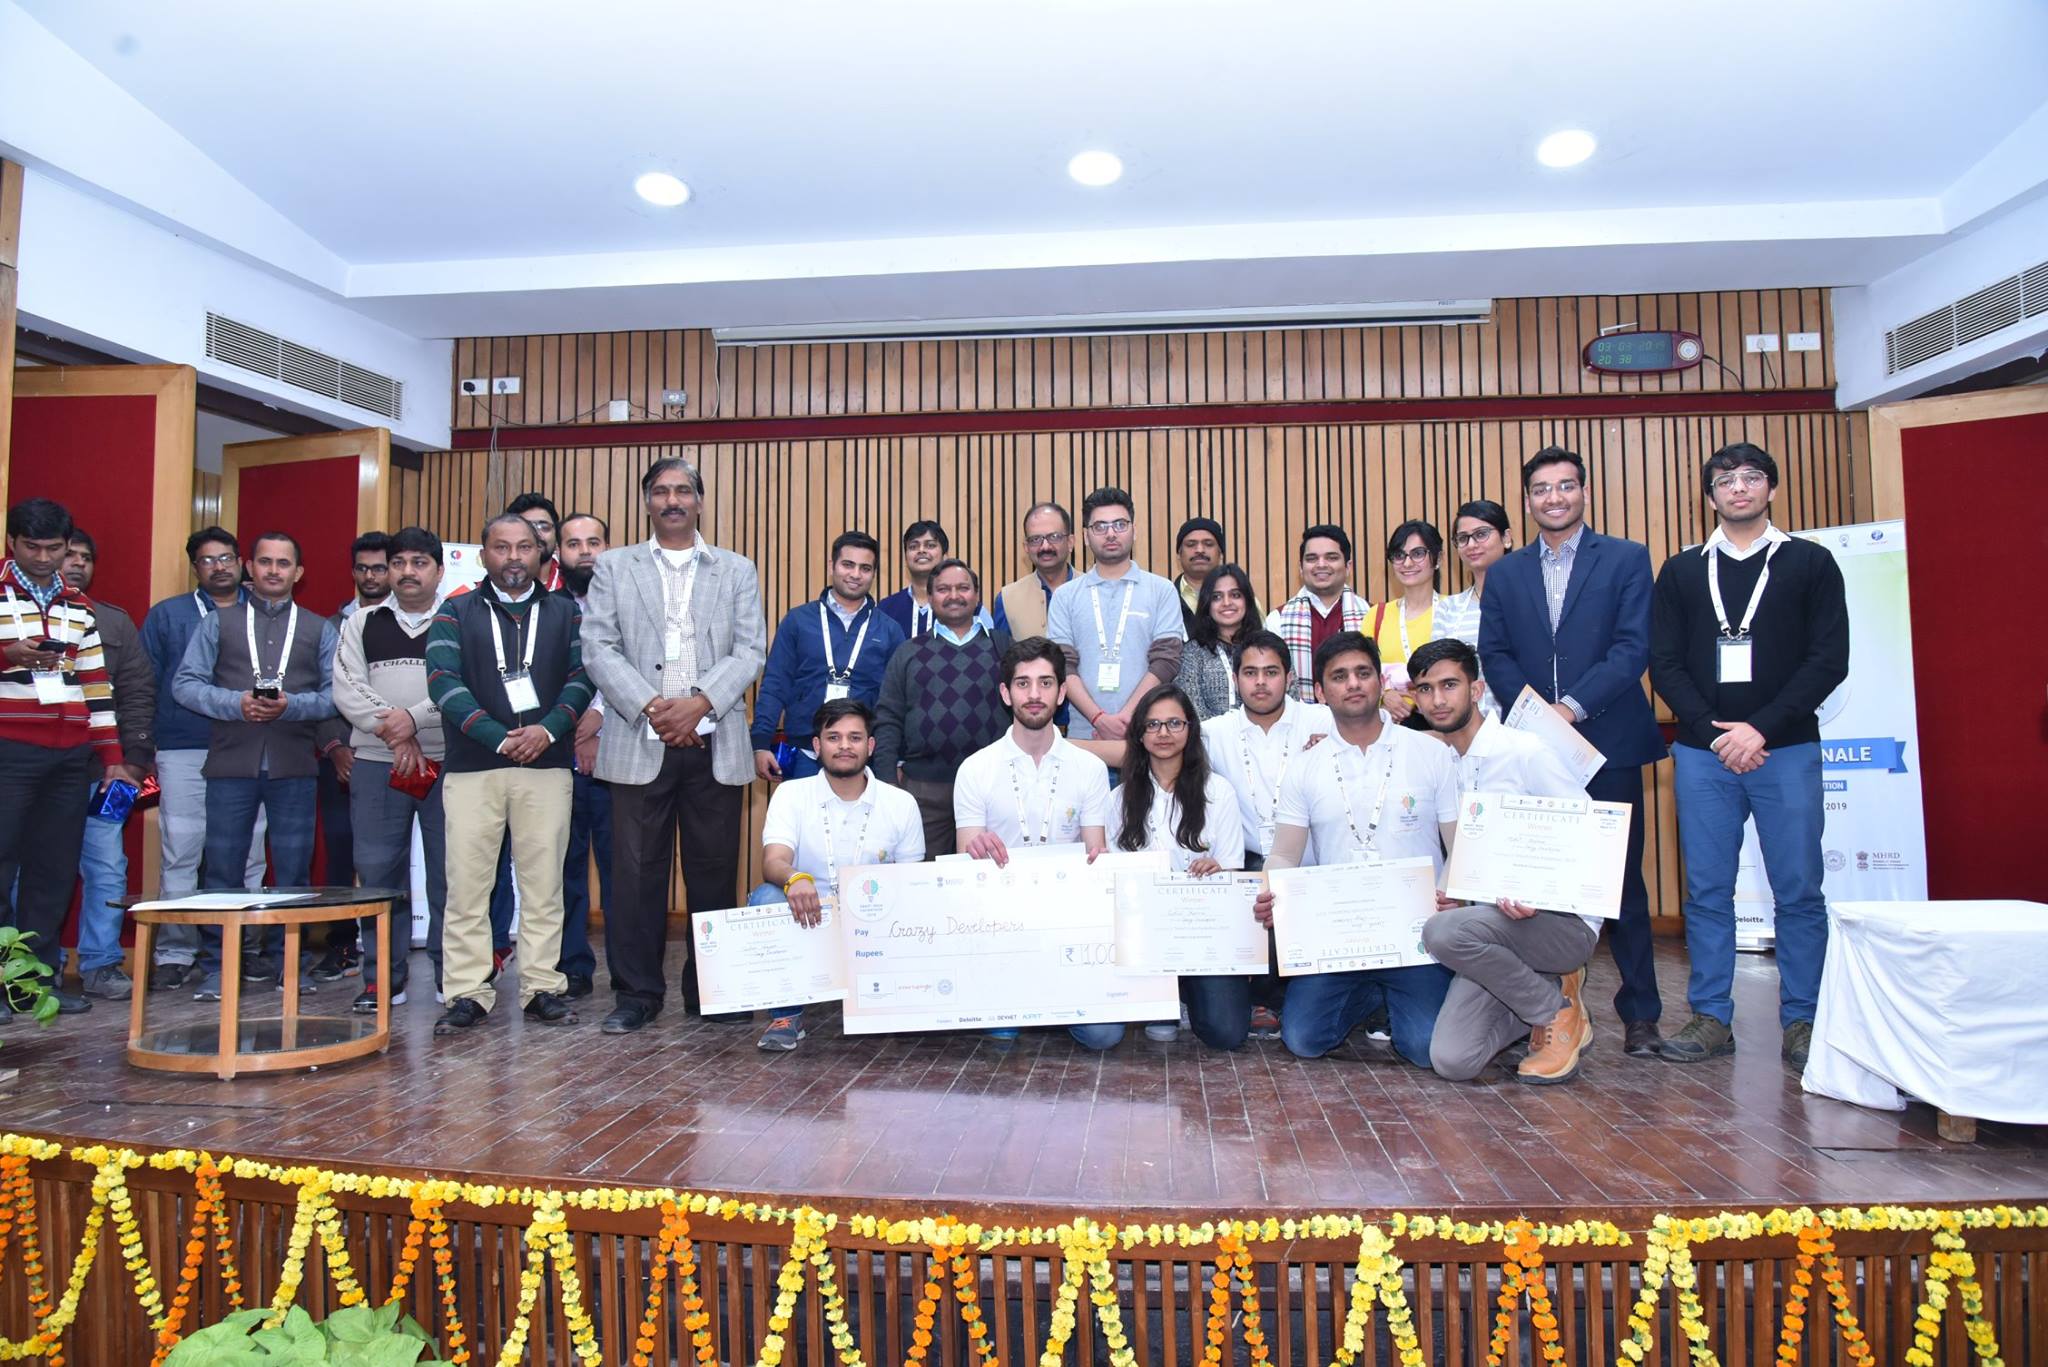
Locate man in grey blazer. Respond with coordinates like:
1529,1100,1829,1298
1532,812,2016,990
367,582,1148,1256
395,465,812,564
580,457,767,1033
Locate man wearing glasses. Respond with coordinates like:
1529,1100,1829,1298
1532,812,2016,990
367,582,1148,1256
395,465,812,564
1478,447,1667,1059
1046,487,1186,741
1650,443,1847,1071
992,502,1076,641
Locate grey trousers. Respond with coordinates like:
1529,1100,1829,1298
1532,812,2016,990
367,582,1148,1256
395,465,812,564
1421,905,1598,1082
151,749,269,966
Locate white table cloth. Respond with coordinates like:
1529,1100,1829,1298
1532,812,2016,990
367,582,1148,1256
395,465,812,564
1804,900,2048,1121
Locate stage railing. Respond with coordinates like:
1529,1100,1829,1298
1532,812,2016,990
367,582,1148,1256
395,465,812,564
2,1134,2042,1366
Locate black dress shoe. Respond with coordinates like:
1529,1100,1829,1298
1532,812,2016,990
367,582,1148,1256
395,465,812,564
524,992,578,1026
564,973,594,999
433,998,489,1036
601,1003,658,1035
700,1010,747,1024
1623,1019,1663,1058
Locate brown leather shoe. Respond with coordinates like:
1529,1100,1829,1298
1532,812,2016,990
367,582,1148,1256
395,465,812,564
1518,992,1593,1086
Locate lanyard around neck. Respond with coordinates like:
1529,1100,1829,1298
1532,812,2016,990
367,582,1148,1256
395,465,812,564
1007,749,1064,844
246,601,299,684
820,600,872,682
487,595,541,676
1090,579,1137,659
1333,739,1398,855
1706,539,1781,638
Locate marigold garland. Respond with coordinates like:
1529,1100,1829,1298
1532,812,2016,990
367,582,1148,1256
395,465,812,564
0,1134,2041,1367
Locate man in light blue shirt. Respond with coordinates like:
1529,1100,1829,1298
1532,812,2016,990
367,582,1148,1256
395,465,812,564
1047,487,1185,742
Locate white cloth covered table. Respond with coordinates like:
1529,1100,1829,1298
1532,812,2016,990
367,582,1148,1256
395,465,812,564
1804,900,2048,1121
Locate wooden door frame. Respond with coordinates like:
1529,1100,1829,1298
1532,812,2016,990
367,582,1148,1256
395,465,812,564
8,363,198,606
1869,386,2048,520
220,427,391,538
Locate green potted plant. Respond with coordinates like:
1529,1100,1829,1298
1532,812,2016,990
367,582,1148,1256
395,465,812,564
165,1303,454,1365
1,927,59,1082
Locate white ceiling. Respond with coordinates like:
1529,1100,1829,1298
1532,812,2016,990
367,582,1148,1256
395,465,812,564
8,0,2048,337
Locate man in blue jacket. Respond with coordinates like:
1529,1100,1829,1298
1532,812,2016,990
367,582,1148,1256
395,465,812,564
751,531,905,783
1479,447,1667,1058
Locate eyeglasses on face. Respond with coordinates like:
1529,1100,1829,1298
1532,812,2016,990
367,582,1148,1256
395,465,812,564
193,553,238,568
1086,518,1133,535
1142,717,1189,734
1388,547,1433,565
1024,532,1069,548
1528,480,1583,499
1710,470,1770,492
1451,528,1497,548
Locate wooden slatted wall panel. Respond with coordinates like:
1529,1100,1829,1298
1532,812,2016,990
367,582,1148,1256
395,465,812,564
448,291,1836,429
392,410,1868,916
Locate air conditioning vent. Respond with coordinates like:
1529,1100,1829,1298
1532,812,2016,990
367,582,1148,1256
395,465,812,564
2024,261,2048,320
202,312,405,421
1885,307,1954,374
1884,258,2048,376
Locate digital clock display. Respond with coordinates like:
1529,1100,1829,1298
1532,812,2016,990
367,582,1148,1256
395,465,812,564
1583,330,1704,375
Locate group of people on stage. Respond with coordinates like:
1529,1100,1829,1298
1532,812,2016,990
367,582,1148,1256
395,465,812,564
0,436,1847,1088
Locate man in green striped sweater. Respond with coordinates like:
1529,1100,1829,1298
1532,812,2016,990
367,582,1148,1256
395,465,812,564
425,515,594,1038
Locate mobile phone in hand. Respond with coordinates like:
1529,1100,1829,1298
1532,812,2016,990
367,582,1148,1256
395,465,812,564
254,685,282,700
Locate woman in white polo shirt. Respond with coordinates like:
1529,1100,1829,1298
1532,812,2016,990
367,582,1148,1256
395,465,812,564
1109,684,1246,1048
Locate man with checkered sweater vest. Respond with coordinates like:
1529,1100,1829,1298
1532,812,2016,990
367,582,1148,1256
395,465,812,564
872,558,1012,855
1,500,136,1015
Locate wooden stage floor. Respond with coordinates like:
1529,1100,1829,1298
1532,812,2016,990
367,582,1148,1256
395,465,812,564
7,941,2044,1215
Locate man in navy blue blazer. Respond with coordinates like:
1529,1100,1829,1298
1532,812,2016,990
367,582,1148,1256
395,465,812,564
1478,446,1667,1057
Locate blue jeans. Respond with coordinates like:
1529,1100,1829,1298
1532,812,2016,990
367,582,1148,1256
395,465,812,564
559,773,612,979
198,775,317,972
1280,963,1452,1067
1181,976,1251,1051
349,759,446,995
77,778,131,973
1674,741,1829,1027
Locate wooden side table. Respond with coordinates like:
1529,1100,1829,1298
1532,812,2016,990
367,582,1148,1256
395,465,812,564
124,887,404,1080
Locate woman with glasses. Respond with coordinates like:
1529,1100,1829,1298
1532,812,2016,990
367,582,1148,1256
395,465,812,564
1111,684,1246,1046
1372,520,1444,724
1175,564,1263,720
1433,499,1514,716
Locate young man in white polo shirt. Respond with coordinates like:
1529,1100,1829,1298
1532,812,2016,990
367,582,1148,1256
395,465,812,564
1250,631,1459,1067
953,636,1114,1047
1199,626,1333,1038
752,698,924,1051
1409,637,1599,1085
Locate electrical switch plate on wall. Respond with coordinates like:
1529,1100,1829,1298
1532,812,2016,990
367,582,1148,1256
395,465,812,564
1744,334,1781,353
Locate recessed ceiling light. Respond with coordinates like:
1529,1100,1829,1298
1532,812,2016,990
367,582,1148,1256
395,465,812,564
634,171,691,207
1067,150,1124,187
1535,130,1596,169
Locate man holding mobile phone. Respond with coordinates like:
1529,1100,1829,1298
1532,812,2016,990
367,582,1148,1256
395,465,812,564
172,531,340,1002
1,499,133,1016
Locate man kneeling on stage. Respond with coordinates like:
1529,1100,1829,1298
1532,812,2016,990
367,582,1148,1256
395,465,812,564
1410,638,1597,1085
750,698,924,1051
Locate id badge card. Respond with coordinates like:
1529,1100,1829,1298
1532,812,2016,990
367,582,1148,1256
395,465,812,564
665,627,685,660
1716,636,1754,684
502,670,542,713
31,670,67,705
1094,660,1121,692
823,681,851,702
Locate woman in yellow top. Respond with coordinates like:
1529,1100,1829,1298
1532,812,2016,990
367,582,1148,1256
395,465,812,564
1372,519,1442,724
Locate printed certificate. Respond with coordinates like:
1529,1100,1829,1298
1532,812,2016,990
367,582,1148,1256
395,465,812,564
1505,685,1607,786
836,852,1178,1034
692,897,848,1015
1113,872,1268,975
1443,791,1631,919
1267,857,1439,975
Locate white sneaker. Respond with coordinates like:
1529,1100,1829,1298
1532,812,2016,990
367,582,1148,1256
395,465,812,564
1144,1022,1180,1043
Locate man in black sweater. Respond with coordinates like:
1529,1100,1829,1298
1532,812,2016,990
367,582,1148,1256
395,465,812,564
1649,442,1849,1070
